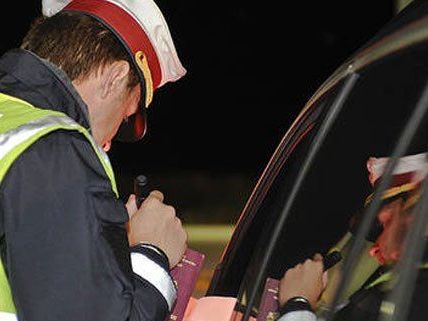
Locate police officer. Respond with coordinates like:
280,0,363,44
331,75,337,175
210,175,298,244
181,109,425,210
0,1,187,320
277,153,428,321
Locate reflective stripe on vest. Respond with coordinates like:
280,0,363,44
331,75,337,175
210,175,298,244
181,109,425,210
0,312,17,321
365,261,428,290
366,262,428,317
0,94,117,194
130,252,177,310
0,93,118,315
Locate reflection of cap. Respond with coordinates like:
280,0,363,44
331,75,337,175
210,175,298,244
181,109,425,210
349,153,428,242
42,0,186,141
365,153,428,206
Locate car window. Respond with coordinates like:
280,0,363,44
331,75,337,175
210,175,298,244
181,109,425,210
217,37,428,320
378,198,428,321
206,92,328,298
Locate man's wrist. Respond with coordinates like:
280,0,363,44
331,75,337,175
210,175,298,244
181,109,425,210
130,243,170,270
279,296,314,316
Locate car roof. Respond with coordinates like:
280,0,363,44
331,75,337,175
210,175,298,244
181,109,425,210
296,2,428,132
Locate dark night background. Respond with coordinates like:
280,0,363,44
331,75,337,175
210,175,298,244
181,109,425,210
4,0,396,224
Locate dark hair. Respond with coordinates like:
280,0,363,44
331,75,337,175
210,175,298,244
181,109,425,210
21,11,139,88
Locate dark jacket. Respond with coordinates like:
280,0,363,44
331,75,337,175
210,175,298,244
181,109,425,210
0,49,171,321
332,266,428,321
278,266,428,321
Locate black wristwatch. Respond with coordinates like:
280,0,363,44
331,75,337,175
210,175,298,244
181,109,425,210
279,296,314,316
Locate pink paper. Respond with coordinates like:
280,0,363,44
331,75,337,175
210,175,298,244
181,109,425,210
184,296,238,321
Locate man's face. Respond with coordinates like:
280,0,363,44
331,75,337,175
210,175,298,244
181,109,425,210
369,198,414,265
78,61,142,151
101,83,141,151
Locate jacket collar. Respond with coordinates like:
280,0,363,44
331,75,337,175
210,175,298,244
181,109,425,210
0,48,91,129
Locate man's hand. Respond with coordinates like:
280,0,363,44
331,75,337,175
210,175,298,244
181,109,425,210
126,191,187,268
278,253,328,309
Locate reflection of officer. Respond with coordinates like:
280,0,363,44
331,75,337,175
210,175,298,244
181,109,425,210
317,211,380,312
0,1,187,321
277,153,428,321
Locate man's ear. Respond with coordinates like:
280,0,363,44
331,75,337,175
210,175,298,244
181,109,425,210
100,60,130,99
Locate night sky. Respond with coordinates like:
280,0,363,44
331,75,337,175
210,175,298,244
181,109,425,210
109,0,395,179
2,1,395,222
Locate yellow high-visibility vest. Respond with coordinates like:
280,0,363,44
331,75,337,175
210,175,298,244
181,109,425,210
0,93,118,316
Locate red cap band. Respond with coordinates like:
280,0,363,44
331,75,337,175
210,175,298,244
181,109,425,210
373,171,419,189
65,0,162,89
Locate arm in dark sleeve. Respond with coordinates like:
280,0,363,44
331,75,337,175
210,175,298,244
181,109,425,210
0,131,174,321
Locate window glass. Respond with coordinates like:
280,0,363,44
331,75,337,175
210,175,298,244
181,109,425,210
230,39,428,320
208,96,325,298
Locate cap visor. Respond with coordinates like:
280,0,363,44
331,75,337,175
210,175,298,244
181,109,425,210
114,109,147,142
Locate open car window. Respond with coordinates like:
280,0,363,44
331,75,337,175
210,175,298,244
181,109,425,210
208,2,428,321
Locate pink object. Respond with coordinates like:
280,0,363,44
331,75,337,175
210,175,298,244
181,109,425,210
183,297,198,320
256,278,280,321
166,249,205,321
183,296,238,321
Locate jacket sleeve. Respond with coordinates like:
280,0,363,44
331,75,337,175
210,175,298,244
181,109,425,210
0,131,175,321
277,311,318,321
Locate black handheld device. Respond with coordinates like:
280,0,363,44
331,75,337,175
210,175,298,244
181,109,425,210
134,174,150,208
323,250,342,271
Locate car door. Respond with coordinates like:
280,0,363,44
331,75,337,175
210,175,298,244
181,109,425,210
207,2,428,321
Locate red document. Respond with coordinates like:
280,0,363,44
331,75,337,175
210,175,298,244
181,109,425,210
166,248,206,321
256,278,280,321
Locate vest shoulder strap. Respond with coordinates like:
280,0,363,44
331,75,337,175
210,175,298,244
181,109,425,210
0,93,118,195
